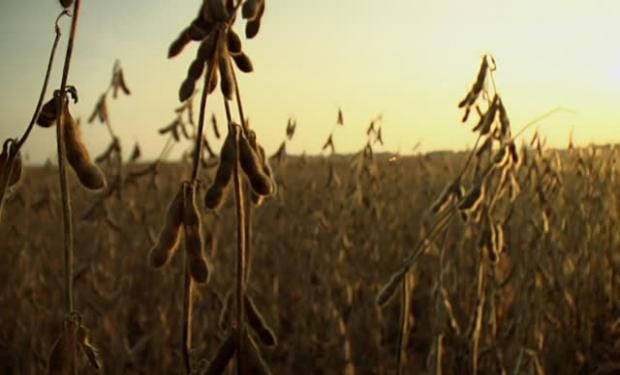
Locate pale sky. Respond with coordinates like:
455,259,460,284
1,0,619,164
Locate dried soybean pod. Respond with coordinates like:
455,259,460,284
242,0,259,19
59,0,74,8
227,29,242,55
205,127,235,209
149,186,184,268
207,66,219,94
458,185,484,214
62,108,107,190
179,77,196,102
205,331,237,375
245,0,264,38
188,58,206,81
183,182,209,283
37,96,60,127
239,133,272,196
232,52,254,73
169,31,192,59
219,55,234,100
245,295,277,347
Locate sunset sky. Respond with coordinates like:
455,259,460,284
1,0,619,164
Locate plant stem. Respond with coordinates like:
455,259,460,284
55,0,81,316
181,31,221,374
16,10,68,151
232,125,247,375
181,256,193,374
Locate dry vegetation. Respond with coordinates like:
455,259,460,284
1,1,620,374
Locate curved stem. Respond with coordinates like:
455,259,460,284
55,0,81,316
16,10,68,150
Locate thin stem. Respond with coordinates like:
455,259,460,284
16,11,68,150
55,0,81,316
232,125,247,375
181,257,193,374
230,62,247,131
396,274,410,375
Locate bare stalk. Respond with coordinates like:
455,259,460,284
55,0,82,316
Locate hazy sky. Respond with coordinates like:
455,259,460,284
1,0,619,163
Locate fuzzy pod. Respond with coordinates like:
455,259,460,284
227,30,242,55
239,133,273,196
219,56,234,100
37,96,60,128
205,331,237,375
232,52,254,73
169,31,192,59
59,0,74,8
183,182,209,283
458,185,484,215
62,109,107,190
246,18,262,39
179,77,196,102
245,295,277,347
188,57,206,81
242,0,260,19
245,0,265,38
205,129,235,209
149,186,184,268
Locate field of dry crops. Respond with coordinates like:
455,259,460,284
1,144,620,374
2,1,620,374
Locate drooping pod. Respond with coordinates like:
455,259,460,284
149,185,184,268
183,182,209,283
458,185,484,219
239,131,273,196
205,127,235,209
205,331,237,375
62,107,107,190
219,55,234,100
232,52,254,73
245,295,277,347
37,96,61,128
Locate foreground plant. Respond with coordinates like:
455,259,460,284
149,0,276,373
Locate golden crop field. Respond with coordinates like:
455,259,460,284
1,1,620,374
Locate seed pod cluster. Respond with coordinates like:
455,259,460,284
149,186,184,268
458,55,492,122
171,0,257,102
87,94,109,124
62,106,107,190
183,182,210,283
205,127,236,209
